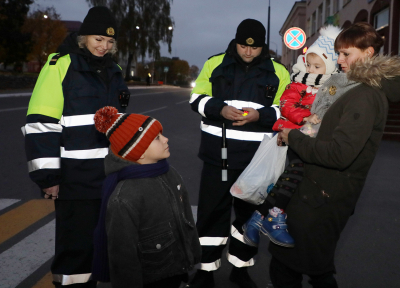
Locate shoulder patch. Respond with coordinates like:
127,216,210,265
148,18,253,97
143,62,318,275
49,54,61,65
208,52,224,60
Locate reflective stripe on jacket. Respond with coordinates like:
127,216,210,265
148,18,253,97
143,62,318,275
190,44,290,169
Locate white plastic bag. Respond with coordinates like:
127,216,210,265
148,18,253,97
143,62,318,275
230,134,288,205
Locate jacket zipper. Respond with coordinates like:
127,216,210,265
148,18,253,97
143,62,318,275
159,176,191,269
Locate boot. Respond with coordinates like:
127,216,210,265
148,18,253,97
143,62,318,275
229,266,258,288
260,212,294,247
242,210,263,247
186,270,215,288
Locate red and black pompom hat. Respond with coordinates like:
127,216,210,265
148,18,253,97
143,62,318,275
94,106,162,162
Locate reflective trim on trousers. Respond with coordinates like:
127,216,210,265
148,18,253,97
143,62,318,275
60,114,95,127
198,259,222,271
53,273,92,285
199,236,228,246
231,225,246,244
23,123,62,135
226,252,255,268
28,157,60,173
201,122,274,142
60,147,108,159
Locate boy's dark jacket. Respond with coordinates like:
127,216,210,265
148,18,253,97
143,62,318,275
104,152,201,287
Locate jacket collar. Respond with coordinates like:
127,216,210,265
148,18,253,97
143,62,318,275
70,53,122,76
347,55,400,102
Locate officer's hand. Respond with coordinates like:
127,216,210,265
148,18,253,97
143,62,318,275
43,185,59,200
220,106,243,121
278,129,291,146
232,107,259,126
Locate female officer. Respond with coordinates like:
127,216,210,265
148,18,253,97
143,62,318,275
24,6,129,287
270,22,400,287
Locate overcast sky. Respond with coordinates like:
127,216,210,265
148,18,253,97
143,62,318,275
31,0,298,69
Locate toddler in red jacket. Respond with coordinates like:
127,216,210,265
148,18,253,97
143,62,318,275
243,25,342,248
273,26,342,136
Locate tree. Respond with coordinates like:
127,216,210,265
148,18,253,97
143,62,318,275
189,65,199,79
0,0,33,70
169,59,189,83
22,7,67,69
151,57,189,84
86,0,174,80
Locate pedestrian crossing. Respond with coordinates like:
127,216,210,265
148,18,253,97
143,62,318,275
0,199,55,288
0,198,198,288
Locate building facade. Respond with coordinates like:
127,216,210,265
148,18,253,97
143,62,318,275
280,0,400,68
279,1,307,71
305,0,399,55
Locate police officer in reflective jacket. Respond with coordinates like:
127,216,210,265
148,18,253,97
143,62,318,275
23,6,129,287
188,19,290,288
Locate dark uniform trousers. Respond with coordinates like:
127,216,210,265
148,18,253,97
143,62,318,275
196,162,260,270
52,199,101,287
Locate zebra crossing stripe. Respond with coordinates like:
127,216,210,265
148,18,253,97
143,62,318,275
0,199,54,245
0,199,20,211
0,220,55,288
32,272,53,288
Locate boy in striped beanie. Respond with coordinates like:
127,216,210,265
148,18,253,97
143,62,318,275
91,107,201,287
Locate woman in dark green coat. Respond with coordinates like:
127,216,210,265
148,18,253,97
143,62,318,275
270,22,400,287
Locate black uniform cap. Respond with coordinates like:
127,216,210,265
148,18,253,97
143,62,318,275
78,6,118,39
235,19,266,47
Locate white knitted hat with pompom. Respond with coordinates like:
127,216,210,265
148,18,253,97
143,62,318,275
305,25,342,74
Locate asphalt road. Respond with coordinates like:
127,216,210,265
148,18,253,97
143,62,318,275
0,87,399,288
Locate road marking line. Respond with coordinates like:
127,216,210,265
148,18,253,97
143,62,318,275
0,199,54,245
138,106,168,114
0,92,32,98
32,271,53,288
131,90,184,97
0,199,20,211
0,107,28,113
176,100,188,105
0,220,55,288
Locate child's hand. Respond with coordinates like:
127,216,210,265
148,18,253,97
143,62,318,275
303,116,309,122
307,114,321,124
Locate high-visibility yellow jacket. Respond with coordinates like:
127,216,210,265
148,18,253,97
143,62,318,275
189,40,290,169
24,51,128,199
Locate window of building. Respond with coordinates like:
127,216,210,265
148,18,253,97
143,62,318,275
374,7,389,30
307,17,311,36
343,0,351,7
312,11,316,34
333,0,339,14
318,4,323,28
325,0,331,18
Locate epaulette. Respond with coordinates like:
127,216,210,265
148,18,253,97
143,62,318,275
208,52,224,60
49,54,62,65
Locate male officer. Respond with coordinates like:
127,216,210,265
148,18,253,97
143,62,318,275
188,19,290,288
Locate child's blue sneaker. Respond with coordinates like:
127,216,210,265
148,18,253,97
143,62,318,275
242,210,263,247
260,213,295,247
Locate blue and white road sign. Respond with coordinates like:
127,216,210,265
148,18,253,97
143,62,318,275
284,27,306,50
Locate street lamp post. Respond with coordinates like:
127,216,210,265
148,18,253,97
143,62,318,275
267,0,270,51
270,41,278,58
